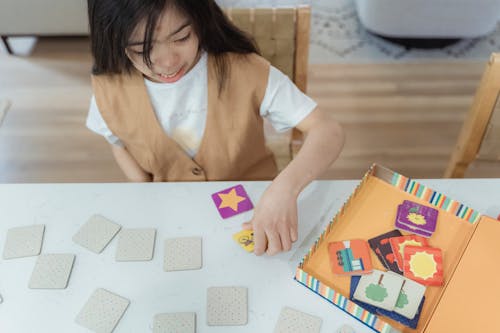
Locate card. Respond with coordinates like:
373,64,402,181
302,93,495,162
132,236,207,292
75,288,129,333
164,237,202,271
368,230,402,272
207,286,247,326
153,312,196,333
353,269,404,311
386,271,426,319
389,235,428,271
328,240,373,275
73,215,121,254
115,228,156,261
395,200,438,237
403,246,444,286
274,307,322,333
29,254,75,289
3,225,45,259
211,185,253,219
350,275,425,328
232,229,254,252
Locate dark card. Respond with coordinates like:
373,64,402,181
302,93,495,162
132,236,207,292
368,230,403,274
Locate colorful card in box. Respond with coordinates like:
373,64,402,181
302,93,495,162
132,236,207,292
328,240,373,275
352,269,404,311
395,200,438,238
403,246,444,286
350,275,425,329
368,230,403,274
389,235,428,271
386,271,426,319
211,185,253,219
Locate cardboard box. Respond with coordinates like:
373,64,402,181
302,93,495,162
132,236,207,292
295,164,500,332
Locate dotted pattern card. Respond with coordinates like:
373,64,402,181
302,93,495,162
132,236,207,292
153,312,196,333
115,228,156,261
73,215,121,254
29,254,75,289
164,237,202,271
3,224,45,259
207,286,247,326
274,307,322,333
75,288,129,333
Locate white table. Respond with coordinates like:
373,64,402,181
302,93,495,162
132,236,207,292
0,179,498,332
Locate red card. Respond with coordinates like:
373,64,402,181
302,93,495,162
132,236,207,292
389,235,428,271
403,246,444,286
328,239,373,275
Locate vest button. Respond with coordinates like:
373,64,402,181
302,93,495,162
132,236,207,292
192,167,203,176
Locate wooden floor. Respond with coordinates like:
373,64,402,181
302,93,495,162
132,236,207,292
0,37,494,183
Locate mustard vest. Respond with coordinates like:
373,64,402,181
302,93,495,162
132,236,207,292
91,52,278,181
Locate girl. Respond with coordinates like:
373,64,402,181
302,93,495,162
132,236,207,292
86,0,344,256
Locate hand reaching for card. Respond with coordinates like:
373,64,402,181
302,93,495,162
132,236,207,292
241,183,299,256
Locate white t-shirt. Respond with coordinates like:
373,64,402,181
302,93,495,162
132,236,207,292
86,52,317,157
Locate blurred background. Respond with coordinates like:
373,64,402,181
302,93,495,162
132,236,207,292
1,0,499,182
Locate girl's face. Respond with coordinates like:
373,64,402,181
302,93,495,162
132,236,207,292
126,6,200,83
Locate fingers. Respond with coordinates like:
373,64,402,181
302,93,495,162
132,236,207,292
278,226,293,253
265,231,282,256
241,221,252,230
290,224,298,242
253,227,267,256
251,220,298,256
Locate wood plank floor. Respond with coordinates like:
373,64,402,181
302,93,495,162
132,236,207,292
0,37,493,183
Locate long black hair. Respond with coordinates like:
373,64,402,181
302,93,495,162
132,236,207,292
87,0,260,91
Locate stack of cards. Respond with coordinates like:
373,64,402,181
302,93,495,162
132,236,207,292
395,200,438,238
403,246,444,286
389,235,429,271
350,274,426,329
351,269,426,328
368,230,403,274
328,240,373,275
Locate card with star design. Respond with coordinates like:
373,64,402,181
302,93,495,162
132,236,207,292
211,185,253,219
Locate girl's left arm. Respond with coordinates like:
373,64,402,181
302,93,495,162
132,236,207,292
243,108,344,256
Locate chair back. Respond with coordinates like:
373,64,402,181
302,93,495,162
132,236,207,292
225,6,311,164
445,53,500,177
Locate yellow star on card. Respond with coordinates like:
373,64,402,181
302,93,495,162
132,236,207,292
218,188,245,211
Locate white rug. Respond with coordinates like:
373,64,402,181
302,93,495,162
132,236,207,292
0,99,11,126
309,0,500,63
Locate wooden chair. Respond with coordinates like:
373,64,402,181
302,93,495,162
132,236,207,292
444,53,500,178
224,6,311,167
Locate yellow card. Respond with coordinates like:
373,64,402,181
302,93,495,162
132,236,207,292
232,229,254,252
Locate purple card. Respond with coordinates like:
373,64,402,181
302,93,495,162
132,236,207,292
395,201,438,238
211,185,253,219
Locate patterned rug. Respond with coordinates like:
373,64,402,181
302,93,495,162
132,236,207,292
309,0,500,63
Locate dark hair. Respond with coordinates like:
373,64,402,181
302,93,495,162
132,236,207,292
87,0,260,91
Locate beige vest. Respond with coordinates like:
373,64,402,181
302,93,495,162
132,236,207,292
91,52,278,181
